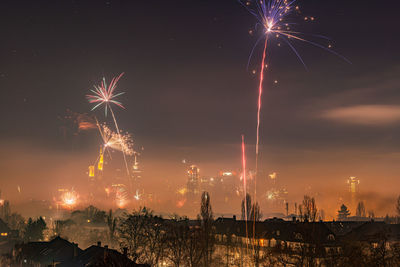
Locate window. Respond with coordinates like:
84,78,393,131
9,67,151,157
295,233,303,240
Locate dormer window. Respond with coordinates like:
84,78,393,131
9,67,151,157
295,233,303,240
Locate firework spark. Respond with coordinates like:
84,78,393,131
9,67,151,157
240,0,350,172
113,183,129,208
240,0,350,253
87,73,125,116
87,73,131,176
61,190,78,207
98,124,134,156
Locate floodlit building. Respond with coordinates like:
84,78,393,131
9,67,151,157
88,165,95,178
347,176,360,194
186,165,200,197
97,147,104,171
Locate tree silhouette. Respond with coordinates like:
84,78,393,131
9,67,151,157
356,201,366,217
338,204,351,220
200,192,214,267
396,195,400,217
106,209,118,247
241,193,252,221
300,195,317,222
24,217,46,241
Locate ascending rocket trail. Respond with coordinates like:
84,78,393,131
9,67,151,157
239,0,350,256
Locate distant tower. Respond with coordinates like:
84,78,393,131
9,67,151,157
97,147,104,171
88,165,95,178
347,176,360,195
187,165,200,197
347,176,360,207
132,152,143,186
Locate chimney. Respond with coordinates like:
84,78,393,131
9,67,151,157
292,217,296,222
233,215,236,221
104,245,108,249
73,243,78,258
97,241,101,247
123,247,128,256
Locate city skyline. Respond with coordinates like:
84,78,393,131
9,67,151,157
1,0,400,220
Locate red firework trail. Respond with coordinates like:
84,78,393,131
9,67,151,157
255,39,268,166
253,37,268,243
241,134,249,252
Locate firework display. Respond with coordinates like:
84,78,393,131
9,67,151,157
87,73,131,176
87,73,125,116
98,124,134,156
82,73,142,209
240,0,350,198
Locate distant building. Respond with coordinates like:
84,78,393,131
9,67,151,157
10,237,148,267
187,165,200,197
347,176,360,207
347,176,360,195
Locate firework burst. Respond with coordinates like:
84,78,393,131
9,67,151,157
87,73,125,116
240,0,350,174
98,123,134,156
240,0,349,250
87,73,131,176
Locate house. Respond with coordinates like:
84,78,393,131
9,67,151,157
11,237,148,267
12,236,82,266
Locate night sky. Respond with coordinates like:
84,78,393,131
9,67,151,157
1,0,400,216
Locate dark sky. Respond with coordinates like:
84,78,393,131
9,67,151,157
1,0,400,216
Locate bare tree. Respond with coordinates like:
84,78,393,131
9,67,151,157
185,225,204,267
318,209,326,221
285,202,289,216
250,202,262,222
165,217,190,267
356,201,366,217
241,193,252,221
368,210,375,219
396,195,400,217
301,195,317,222
118,207,151,263
142,214,167,266
106,209,118,247
200,192,214,267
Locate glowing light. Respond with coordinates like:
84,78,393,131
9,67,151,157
61,190,78,207
176,199,186,208
177,187,187,196
134,190,141,201
98,148,104,171
98,124,134,156
88,74,131,177
113,184,129,208
89,165,95,177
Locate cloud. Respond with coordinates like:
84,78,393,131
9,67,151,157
321,105,400,125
